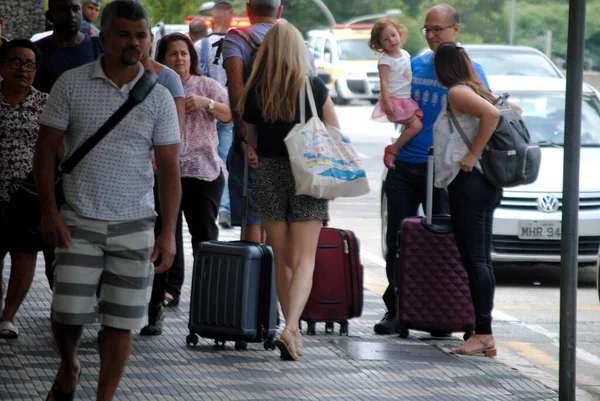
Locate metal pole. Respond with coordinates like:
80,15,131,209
544,30,553,58
508,0,517,45
310,0,336,28
560,0,586,400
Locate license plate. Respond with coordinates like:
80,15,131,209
518,220,562,240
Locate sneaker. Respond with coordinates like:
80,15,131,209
218,211,232,229
374,311,397,335
140,304,164,336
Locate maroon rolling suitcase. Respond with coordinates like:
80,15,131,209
395,148,475,339
300,227,363,336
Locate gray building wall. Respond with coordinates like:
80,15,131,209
0,0,46,40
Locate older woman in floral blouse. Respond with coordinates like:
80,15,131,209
0,39,47,339
154,33,231,310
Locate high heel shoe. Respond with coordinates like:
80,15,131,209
274,329,299,361
450,335,497,358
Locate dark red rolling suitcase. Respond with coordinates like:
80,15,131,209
395,148,475,339
300,227,363,336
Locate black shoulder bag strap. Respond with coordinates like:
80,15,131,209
60,70,159,174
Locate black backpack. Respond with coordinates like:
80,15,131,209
447,93,542,188
213,28,262,84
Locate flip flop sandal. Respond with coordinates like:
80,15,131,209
274,338,297,361
0,321,19,339
274,331,298,361
45,369,80,401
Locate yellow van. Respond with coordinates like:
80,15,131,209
307,25,380,105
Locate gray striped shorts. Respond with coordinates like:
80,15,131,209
51,205,156,330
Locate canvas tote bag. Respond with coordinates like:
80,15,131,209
284,76,370,199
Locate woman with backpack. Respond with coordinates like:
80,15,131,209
433,42,522,357
238,22,340,361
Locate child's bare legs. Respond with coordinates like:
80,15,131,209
384,116,423,168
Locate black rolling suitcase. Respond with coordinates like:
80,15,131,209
186,145,278,351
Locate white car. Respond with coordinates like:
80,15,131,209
418,44,564,79
381,75,600,272
487,75,600,266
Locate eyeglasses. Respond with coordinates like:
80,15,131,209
420,24,456,36
5,59,37,72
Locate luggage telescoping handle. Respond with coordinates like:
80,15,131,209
425,147,434,226
241,141,250,241
240,141,265,243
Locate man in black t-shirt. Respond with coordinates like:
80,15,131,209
34,0,103,94
33,0,103,290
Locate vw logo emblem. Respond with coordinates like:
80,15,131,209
537,195,559,213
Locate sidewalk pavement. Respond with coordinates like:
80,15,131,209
1,234,560,401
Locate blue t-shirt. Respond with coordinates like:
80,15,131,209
33,34,103,94
157,66,184,99
221,23,316,82
221,23,272,76
398,51,489,163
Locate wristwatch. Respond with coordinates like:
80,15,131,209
207,99,215,110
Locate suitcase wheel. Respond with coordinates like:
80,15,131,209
214,339,227,348
235,340,248,351
325,322,334,334
339,321,349,336
264,338,276,351
186,333,199,347
398,323,409,339
307,321,316,336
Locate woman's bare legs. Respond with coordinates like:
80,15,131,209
0,252,37,329
284,220,323,356
261,220,292,321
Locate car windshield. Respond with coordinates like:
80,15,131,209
468,50,562,78
509,92,600,146
337,39,378,61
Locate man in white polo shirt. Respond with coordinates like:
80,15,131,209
33,2,181,400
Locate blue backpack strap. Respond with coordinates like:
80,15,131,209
228,28,261,51
200,37,211,77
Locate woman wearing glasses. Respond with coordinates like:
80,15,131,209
0,39,47,339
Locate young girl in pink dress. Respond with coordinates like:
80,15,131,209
369,19,423,168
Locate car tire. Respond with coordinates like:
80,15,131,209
370,99,378,105
381,188,388,259
333,82,349,106
334,96,349,106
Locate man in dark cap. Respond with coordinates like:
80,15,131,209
81,0,101,35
